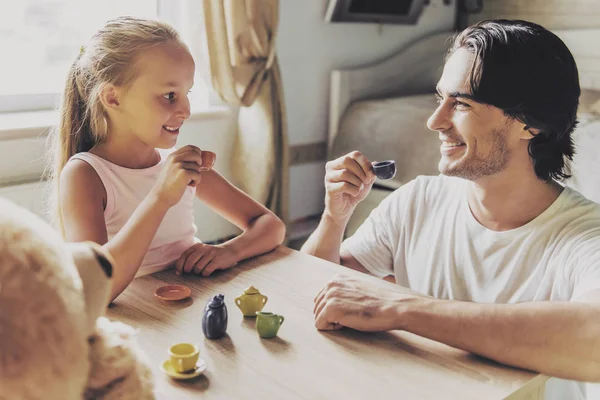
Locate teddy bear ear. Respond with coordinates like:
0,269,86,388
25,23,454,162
68,242,113,334
94,250,113,279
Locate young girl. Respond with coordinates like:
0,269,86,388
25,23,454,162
46,17,286,301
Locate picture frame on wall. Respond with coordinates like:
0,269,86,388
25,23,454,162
325,0,428,25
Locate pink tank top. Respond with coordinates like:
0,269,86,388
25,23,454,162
69,148,198,277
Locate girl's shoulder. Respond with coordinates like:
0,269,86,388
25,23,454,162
66,151,117,180
64,152,107,179
67,151,117,173
68,151,104,163
62,153,102,180
60,154,107,206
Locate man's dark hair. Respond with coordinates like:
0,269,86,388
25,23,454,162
448,19,580,181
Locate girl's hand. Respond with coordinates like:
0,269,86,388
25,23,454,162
175,243,238,276
150,145,215,208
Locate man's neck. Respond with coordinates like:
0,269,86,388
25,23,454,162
465,167,563,231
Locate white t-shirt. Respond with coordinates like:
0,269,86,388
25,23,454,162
342,175,600,400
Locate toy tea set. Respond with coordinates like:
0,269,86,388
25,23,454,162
155,159,395,381
235,286,284,339
156,285,283,380
372,160,396,180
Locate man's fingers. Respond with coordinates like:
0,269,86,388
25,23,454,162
327,169,364,189
314,307,329,330
314,286,325,303
329,153,368,182
315,304,344,331
314,296,328,319
351,152,377,183
327,151,377,184
326,181,361,197
318,322,344,331
313,288,327,314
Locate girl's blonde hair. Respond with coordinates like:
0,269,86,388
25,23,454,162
46,16,183,235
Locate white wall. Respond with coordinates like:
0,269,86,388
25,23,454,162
177,112,242,242
277,0,456,221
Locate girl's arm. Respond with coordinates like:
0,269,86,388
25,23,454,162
195,169,286,262
60,160,172,301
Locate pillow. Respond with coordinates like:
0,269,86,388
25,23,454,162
569,114,600,203
331,94,441,188
579,89,600,116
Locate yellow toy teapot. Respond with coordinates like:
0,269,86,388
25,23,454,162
234,286,268,317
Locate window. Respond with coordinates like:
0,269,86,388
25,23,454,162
0,0,208,113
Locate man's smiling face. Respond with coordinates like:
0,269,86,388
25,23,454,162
427,48,526,181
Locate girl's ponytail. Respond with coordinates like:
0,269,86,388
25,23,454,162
45,17,182,235
46,56,95,234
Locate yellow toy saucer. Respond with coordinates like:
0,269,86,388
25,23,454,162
160,358,207,380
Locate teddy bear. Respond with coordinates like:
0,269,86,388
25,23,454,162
0,197,154,399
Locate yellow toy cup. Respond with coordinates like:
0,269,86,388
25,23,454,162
169,343,199,373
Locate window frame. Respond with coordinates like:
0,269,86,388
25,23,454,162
0,93,59,114
0,0,204,114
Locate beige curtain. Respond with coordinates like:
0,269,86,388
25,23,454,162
203,0,289,229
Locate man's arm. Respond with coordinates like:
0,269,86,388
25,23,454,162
301,151,376,263
301,213,348,264
302,216,372,275
402,290,600,382
314,275,600,382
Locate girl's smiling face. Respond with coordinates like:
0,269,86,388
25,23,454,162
111,41,195,149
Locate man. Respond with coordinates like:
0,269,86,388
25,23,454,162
302,19,600,400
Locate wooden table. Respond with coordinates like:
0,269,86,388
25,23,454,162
107,246,548,400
